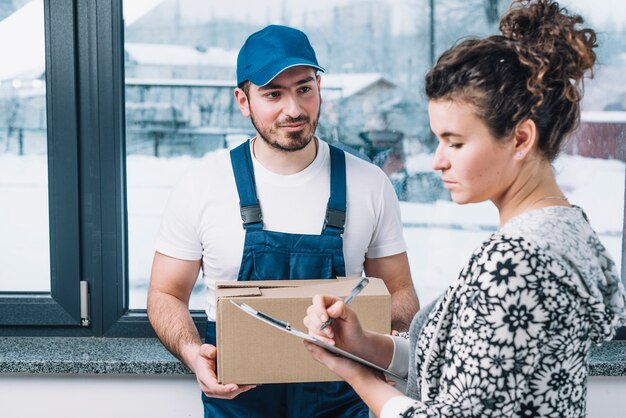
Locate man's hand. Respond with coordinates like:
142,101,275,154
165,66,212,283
189,343,256,399
148,253,256,399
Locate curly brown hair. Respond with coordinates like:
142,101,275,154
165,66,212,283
425,0,597,161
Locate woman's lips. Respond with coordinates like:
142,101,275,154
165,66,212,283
442,179,455,189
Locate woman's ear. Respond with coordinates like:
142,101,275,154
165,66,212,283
512,118,537,160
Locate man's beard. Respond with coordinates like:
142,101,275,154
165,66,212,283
250,104,321,152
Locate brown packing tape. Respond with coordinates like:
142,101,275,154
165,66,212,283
257,277,387,300
215,278,353,290
216,287,262,298
216,278,383,301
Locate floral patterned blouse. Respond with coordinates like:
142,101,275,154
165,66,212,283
382,206,626,418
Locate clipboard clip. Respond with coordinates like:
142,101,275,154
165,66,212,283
230,300,292,331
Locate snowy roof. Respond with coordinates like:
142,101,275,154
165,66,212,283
126,78,235,88
124,0,164,26
321,73,396,99
125,43,237,67
581,66,626,111
581,111,626,123
124,76,392,94
0,1,45,81
0,0,165,81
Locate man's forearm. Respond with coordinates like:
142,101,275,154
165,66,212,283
147,291,203,369
363,252,420,332
390,285,419,332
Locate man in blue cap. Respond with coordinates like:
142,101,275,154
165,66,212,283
148,24,419,417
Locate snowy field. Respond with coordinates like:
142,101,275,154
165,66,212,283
0,152,623,310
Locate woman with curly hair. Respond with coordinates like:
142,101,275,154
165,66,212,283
303,1,626,416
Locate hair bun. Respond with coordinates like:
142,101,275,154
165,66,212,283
499,0,597,105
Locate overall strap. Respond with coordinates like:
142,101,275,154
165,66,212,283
230,140,263,230
324,144,347,236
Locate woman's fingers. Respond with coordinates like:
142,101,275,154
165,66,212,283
311,294,343,322
303,341,362,382
305,295,346,339
304,341,339,368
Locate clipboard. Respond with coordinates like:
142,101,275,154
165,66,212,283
230,300,407,382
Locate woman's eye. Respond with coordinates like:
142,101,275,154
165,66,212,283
449,143,463,149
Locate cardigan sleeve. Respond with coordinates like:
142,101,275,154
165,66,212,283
386,335,410,378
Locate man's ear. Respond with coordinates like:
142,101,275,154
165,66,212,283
316,74,322,105
512,118,537,160
234,88,250,118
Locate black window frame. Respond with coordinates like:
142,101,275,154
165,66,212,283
0,0,205,337
0,0,622,339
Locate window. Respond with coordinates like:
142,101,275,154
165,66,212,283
1,0,624,337
0,0,49,293
123,0,626,313
0,0,86,331
0,0,149,336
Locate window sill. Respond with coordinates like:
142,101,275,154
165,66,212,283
0,337,625,376
589,340,626,376
0,337,191,375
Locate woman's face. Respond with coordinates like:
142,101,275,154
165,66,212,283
429,99,517,205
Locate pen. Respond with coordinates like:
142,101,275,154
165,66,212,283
231,300,292,331
320,277,369,331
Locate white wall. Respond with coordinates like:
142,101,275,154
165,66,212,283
0,374,624,417
0,374,202,418
587,376,626,418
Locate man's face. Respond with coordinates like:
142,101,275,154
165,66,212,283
235,66,321,152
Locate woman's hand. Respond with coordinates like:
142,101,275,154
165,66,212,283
304,341,403,418
303,340,381,385
303,294,366,351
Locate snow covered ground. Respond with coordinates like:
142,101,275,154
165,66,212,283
0,152,623,310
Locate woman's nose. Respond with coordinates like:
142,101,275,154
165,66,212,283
431,143,450,171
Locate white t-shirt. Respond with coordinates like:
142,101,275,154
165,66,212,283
155,140,406,320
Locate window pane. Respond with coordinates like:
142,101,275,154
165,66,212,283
123,0,625,310
0,0,49,292
407,0,626,304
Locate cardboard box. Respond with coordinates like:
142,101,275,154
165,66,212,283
216,277,391,384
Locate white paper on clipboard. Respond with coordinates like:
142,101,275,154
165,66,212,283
230,300,407,382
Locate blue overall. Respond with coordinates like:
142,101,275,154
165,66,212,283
202,140,368,418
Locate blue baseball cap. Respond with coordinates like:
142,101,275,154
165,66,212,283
237,25,325,87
